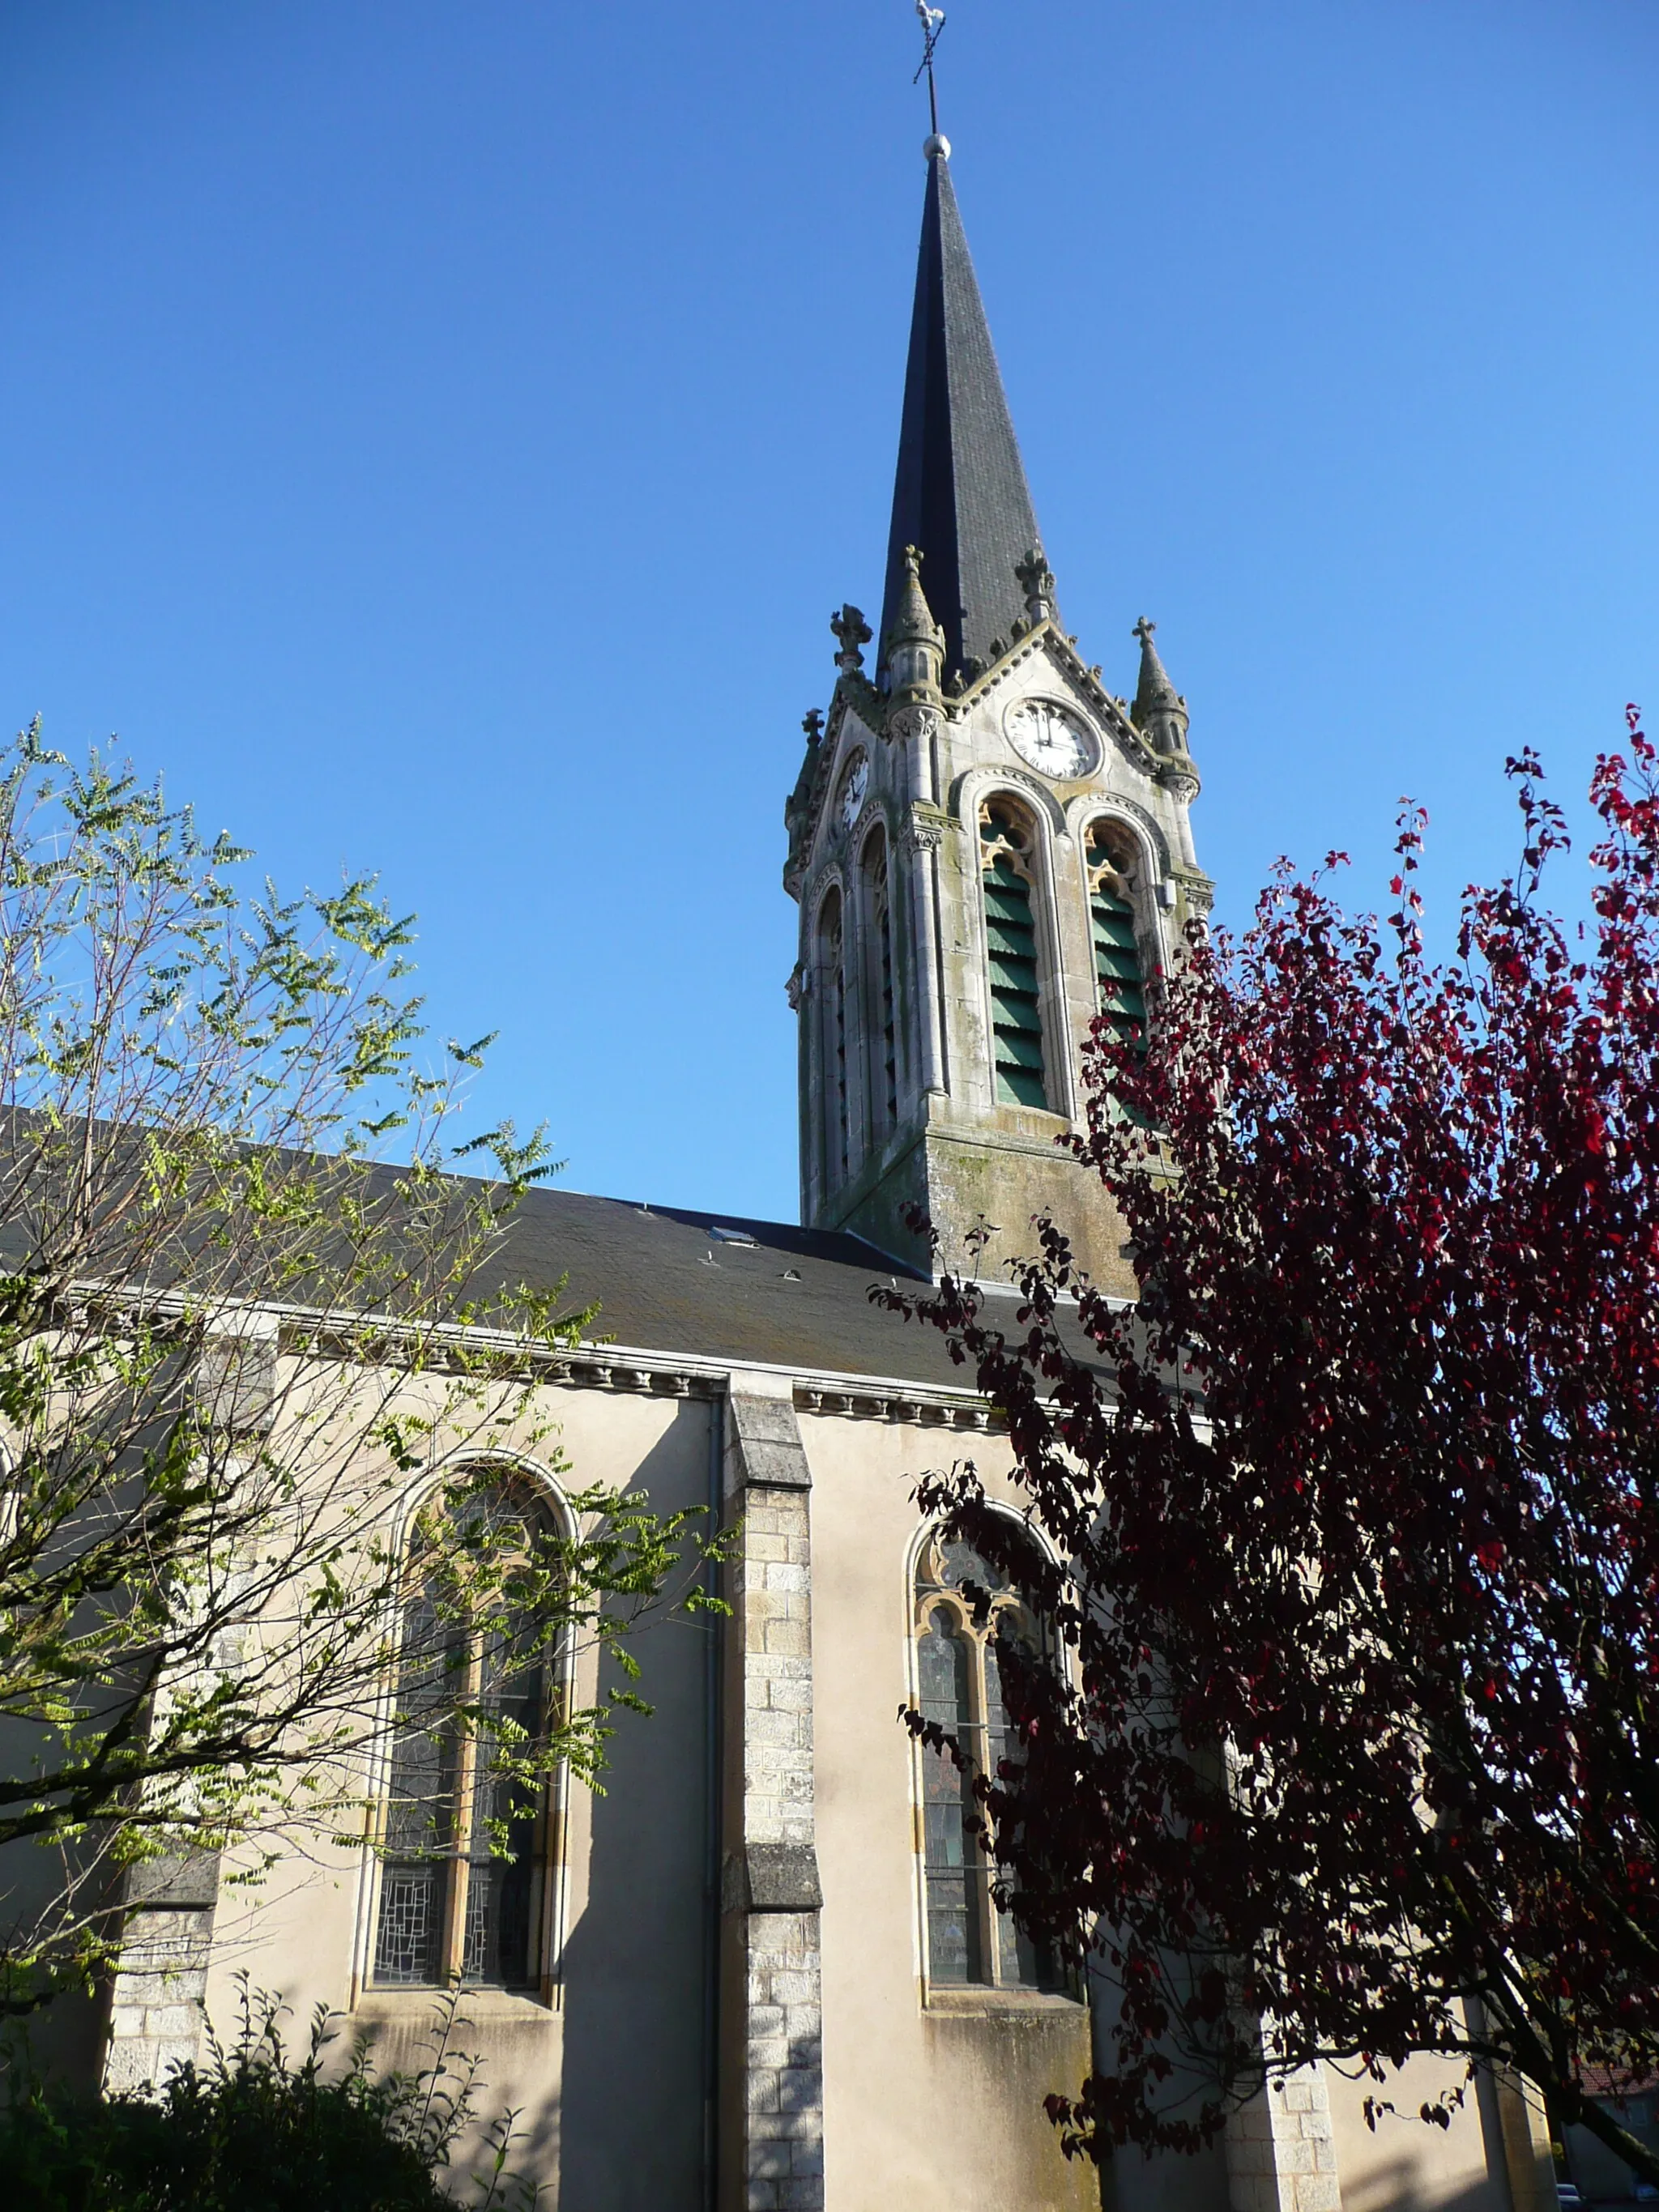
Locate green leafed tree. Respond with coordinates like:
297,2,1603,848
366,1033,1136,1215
0,719,721,2014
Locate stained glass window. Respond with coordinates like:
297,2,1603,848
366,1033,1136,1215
913,1528,1066,1995
372,1481,556,1993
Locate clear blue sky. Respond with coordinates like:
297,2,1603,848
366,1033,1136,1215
3,2,1656,1224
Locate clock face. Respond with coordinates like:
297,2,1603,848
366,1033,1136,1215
1004,698,1096,779
838,756,869,832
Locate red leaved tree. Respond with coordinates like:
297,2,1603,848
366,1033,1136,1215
882,708,1659,2183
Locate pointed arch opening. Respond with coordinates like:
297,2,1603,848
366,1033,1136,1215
979,796,1050,1110
1085,817,1149,1048
817,886,849,1191
912,1526,1065,1993
370,1472,567,1996
861,826,898,1145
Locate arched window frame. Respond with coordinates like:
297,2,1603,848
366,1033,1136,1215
859,821,899,1149
813,880,851,1197
1079,811,1161,1046
359,1458,575,2006
974,787,1065,1116
906,1516,1072,2000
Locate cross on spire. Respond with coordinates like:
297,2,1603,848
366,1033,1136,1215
913,2,945,138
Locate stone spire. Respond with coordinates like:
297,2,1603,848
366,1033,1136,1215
1130,616,1190,754
878,142,1048,688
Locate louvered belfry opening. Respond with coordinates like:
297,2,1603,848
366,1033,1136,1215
979,797,1048,1109
819,886,849,1187
1085,819,1148,1046
864,829,899,1140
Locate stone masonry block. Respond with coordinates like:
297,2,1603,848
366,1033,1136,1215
110,1971,184,2008
103,2043,163,2096
751,2112,818,2143
778,2069,819,2111
1294,2179,1341,2212
748,1710,803,1747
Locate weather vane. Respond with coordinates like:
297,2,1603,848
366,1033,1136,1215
913,2,946,141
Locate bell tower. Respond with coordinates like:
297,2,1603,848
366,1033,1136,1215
783,137,1212,1290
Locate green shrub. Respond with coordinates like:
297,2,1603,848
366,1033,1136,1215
0,1983,532,2211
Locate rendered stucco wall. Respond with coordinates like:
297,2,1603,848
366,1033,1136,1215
804,1406,1099,2212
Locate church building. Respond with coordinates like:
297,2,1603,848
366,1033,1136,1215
96,134,1555,2212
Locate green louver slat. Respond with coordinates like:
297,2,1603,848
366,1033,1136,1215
998,1064,1047,1107
987,960,1038,998
995,1027,1046,1071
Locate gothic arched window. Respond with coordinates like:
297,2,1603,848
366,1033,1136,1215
1085,818,1149,1046
817,887,849,1189
913,1528,1063,1993
862,828,898,1142
979,798,1049,1110
371,1477,562,1994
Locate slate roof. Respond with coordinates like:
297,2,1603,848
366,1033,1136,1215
877,148,1047,686
485,1186,985,1388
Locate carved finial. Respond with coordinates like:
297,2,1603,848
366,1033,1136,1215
889,547,942,649
1131,616,1190,757
830,603,872,676
1015,548,1056,625
885,546,945,700
802,709,825,745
